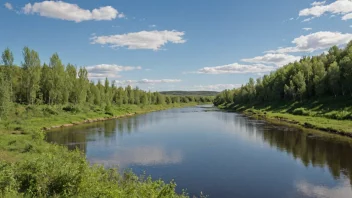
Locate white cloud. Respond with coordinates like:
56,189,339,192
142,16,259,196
342,12,352,20
4,2,12,10
289,17,295,20
190,84,242,91
86,64,141,79
302,27,312,31
115,79,182,85
194,63,276,74
149,24,157,28
91,30,186,50
241,53,300,67
299,0,352,21
118,13,125,18
311,1,326,6
302,17,315,22
266,31,352,53
22,1,120,22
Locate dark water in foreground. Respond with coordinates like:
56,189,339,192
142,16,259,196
47,105,352,198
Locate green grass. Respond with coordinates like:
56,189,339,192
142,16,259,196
0,103,204,198
217,97,352,136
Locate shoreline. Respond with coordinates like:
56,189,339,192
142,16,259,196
217,105,352,139
41,103,202,131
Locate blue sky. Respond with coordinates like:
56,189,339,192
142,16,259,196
1,0,352,91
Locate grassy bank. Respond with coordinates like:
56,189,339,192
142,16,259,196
0,103,202,198
217,97,352,137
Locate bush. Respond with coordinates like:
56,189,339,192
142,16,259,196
62,105,80,113
42,107,58,115
326,110,350,120
105,106,114,116
292,108,311,116
0,148,188,198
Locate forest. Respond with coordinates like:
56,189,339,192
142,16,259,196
214,42,352,134
0,47,213,121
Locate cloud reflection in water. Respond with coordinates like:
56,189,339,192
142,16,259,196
90,146,182,168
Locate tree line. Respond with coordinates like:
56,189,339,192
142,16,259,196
214,42,352,105
0,47,212,119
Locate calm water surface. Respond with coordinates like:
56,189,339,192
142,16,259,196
47,105,352,198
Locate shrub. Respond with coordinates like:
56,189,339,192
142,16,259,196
326,110,350,120
105,106,114,116
42,107,58,115
62,105,80,113
292,108,311,116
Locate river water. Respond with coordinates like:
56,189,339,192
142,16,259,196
46,105,352,198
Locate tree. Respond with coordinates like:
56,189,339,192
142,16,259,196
312,60,326,96
339,49,352,96
49,53,66,104
0,73,11,120
327,62,340,97
22,47,41,104
1,48,15,102
2,47,14,66
40,63,51,104
66,64,77,103
77,67,89,104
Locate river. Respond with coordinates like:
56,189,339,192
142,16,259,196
46,105,352,198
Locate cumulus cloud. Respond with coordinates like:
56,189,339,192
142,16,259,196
302,17,315,22
302,27,312,31
266,31,352,53
311,1,326,6
190,84,242,91
193,63,276,74
241,53,300,67
4,2,13,10
115,79,182,85
86,64,141,79
299,0,352,21
22,1,120,22
342,12,352,20
91,30,186,50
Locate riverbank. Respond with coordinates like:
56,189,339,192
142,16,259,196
0,103,201,197
217,98,352,138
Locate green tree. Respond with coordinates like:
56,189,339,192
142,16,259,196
327,62,340,97
22,47,41,104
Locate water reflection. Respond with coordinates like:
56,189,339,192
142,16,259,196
90,146,182,168
296,180,352,198
262,124,352,185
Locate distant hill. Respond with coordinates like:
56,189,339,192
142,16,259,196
160,91,219,96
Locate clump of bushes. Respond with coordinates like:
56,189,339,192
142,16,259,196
62,105,80,113
292,108,311,116
105,106,114,116
325,110,351,120
0,145,189,198
42,107,58,115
